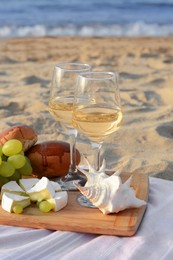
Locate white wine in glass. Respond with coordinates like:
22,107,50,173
48,62,91,190
72,71,122,206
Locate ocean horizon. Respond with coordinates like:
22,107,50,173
0,0,173,38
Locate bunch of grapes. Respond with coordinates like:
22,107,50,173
0,139,33,187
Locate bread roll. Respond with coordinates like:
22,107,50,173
0,125,38,152
26,141,80,178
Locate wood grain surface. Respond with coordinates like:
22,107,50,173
0,172,149,236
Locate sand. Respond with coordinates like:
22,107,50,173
0,36,173,180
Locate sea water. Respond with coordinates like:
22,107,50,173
0,0,173,38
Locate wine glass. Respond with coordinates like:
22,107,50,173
48,62,91,190
72,71,122,206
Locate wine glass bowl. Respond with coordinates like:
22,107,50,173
48,62,91,190
49,63,91,128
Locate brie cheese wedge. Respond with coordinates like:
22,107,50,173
2,192,31,213
26,177,55,202
1,181,26,199
51,181,62,192
19,178,39,192
47,191,68,212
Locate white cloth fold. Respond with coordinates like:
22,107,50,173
0,177,173,260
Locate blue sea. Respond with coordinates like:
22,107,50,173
0,0,173,38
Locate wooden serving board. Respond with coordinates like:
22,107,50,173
0,172,149,236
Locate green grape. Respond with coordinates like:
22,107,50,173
13,204,23,214
9,170,21,182
39,201,52,213
18,150,24,156
0,145,2,156
19,157,33,176
0,156,2,165
0,175,9,188
7,154,26,169
0,161,15,177
2,139,23,156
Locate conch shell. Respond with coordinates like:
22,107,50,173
77,159,115,187
74,159,146,215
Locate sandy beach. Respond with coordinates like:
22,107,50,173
0,36,173,180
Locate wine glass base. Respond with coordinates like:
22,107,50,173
55,174,86,191
76,194,96,208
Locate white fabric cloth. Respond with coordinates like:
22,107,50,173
0,176,173,260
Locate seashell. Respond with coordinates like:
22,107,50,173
74,159,146,215
77,159,107,187
77,157,122,187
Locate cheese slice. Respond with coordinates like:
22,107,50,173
51,181,62,192
19,179,61,193
47,191,68,212
19,178,39,192
26,177,55,202
2,192,31,213
1,181,26,199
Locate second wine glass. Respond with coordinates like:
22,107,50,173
48,62,91,190
72,71,123,206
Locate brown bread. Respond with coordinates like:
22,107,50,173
0,125,38,152
26,141,80,177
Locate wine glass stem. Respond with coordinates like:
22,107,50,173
91,142,102,171
68,128,77,175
